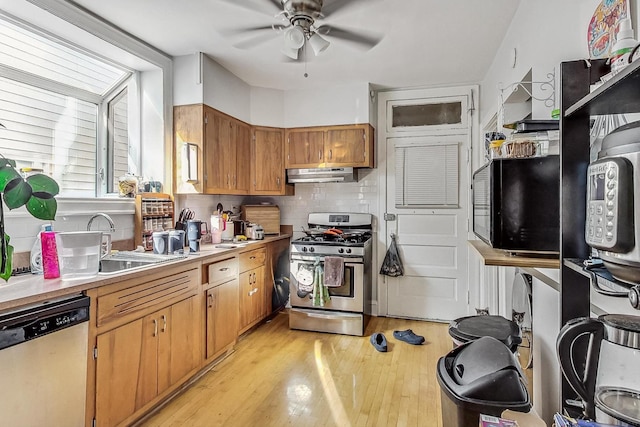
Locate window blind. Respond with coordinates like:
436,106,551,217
395,143,459,208
0,77,97,196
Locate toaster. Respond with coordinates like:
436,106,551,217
245,223,264,240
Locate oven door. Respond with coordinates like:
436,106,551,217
289,255,364,312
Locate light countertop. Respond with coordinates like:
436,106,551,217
0,234,291,313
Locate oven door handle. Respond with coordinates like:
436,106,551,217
291,255,363,263
305,312,340,319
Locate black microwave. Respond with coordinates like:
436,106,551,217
472,155,560,253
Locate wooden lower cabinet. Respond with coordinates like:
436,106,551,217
239,265,265,332
206,278,239,360
95,296,200,427
238,247,267,334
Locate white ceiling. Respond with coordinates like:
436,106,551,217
71,0,520,91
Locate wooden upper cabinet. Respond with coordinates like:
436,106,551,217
325,126,371,166
285,129,325,167
235,121,251,193
252,126,293,195
204,107,250,195
174,104,205,194
285,124,374,169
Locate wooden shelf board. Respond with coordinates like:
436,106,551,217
468,240,560,269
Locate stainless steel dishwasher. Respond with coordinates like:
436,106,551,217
0,294,90,427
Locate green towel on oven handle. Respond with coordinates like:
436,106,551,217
312,261,330,307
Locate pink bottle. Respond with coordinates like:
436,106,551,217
40,231,60,279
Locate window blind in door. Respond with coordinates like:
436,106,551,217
395,143,459,208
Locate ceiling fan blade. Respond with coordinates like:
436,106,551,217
316,24,383,50
219,0,283,16
320,0,379,18
222,24,287,37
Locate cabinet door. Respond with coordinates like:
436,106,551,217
174,104,205,194
239,267,264,331
235,121,251,193
206,279,239,359
204,108,234,193
325,126,369,166
95,316,157,427
158,296,201,393
285,129,325,168
252,127,286,194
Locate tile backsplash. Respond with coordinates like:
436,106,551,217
176,169,380,239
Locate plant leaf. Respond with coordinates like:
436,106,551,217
3,178,31,209
0,236,13,282
26,174,60,197
0,165,21,193
26,195,57,220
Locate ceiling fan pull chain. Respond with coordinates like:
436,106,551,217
304,42,309,78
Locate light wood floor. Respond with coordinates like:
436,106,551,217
139,311,453,427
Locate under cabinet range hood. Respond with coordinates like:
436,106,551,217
287,167,358,183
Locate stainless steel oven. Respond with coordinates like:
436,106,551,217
289,213,372,336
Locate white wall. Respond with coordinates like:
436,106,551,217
250,87,284,127
140,69,165,183
479,0,611,133
283,82,371,128
172,53,204,106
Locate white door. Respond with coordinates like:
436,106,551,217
379,89,473,321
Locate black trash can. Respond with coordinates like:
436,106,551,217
449,315,522,353
437,336,531,427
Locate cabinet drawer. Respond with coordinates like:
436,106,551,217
208,257,238,285
239,248,266,272
97,268,199,327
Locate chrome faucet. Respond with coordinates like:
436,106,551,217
87,213,115,258
87,213,116,232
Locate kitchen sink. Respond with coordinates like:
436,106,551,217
98,252,187,275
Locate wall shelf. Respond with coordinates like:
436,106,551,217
468,240,560,269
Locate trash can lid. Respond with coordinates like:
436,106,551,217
436,336,530,411
449,315,522,350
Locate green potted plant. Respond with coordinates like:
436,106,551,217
0,122,59,280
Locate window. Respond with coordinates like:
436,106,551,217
0,14,137,197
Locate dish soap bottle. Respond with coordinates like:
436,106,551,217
30,224,52,274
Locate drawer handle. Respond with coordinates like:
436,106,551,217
208,293,214,308
161,315,167,333
219,267,229,271
249,256,256,260
153,319,158,337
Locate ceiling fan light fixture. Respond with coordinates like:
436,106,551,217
283,25,305,49
309,32,330,56
282,46,299,59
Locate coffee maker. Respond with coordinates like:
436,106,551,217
186,220,207,253
557,314,640,425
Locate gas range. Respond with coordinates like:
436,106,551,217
289,212,373,336
291,212,372,257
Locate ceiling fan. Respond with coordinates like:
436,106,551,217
222,0,383,60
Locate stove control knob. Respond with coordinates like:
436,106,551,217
346,248,352,254
302,247,307,252
630,286,640,309
309,247,315,253
338,248,344,254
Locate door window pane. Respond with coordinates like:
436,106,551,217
392,102,462,128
